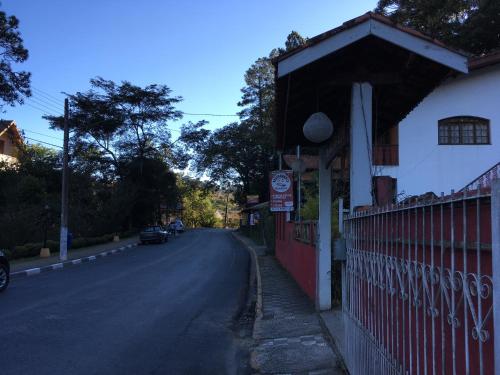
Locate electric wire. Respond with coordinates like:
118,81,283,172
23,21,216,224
181,112,238,117
24,136,63,148
32,86,64,106
29,94,64,111
27,97,63,115
23,129,63,141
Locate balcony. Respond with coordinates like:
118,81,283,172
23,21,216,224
373,145,399,166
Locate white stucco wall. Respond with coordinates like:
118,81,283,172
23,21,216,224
377,64,500,196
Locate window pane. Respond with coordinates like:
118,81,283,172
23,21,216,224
438,125,449,144
475,124,489,144
462,124,474,144
450,125,460,144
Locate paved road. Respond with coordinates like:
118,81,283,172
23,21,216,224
0,229,251,375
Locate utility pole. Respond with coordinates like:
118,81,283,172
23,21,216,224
224,192,229,228
59,98,69,261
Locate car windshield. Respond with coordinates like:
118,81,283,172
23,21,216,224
143,226,160,232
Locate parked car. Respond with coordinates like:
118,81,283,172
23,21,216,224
0,250,10,292
174,219,184,233
167,222,177,236
139,226,169,244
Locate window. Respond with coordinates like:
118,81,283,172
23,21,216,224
0,140,4,154
438,116,490,145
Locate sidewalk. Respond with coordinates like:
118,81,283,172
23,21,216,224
233,232,345,375
10,235,139,273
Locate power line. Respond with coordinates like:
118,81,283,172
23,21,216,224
30,92,64,111
27,97,63,115
32,86,63,105
23,129,63,141
25,102,55,117
24,136,63,149
181,112,238,117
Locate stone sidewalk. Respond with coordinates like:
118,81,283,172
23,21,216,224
234,232,344,375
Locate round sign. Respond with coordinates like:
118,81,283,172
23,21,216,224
272,172,291,193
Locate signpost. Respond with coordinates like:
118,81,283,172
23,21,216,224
269,170,294,212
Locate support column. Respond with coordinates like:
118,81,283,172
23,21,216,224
316,145,332,311
350,82,373,212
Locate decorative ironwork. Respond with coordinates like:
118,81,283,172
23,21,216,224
342,190,494,375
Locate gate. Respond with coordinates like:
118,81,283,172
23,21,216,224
342,186,498,375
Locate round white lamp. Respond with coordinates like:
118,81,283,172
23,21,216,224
303,112,333,143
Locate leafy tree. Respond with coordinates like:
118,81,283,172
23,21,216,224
180,31,307,204
177,177,220,228
0,8,30,110
375,0,500,55
283,31,308,53
45,77,183,176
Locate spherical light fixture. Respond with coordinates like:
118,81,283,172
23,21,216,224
303,112,333,143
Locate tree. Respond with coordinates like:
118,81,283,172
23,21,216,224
180,31,307,204
44,78,184,229
0,9,30,110
284,31,308,52
375,0,500,55
45,77,183,176
177,177,220,228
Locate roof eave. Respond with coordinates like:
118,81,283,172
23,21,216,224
277,17,469,78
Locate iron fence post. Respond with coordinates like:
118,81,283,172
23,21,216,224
492,179,500,375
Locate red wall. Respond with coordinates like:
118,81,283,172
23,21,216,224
275,213,316,301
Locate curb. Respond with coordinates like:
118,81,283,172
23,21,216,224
10,243,139,280
231,232,263,321
317,313,349,373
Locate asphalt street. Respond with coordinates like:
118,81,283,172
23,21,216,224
0,229,251,375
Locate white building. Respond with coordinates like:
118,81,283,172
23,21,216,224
377,52,500,197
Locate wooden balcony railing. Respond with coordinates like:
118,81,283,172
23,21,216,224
373,145,399,166
294,220,318,245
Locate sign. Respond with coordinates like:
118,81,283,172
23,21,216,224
247,195,259,204
270,170,294,212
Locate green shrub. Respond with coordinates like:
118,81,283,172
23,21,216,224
9,231,136,260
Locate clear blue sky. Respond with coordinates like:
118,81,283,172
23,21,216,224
2,0,378,147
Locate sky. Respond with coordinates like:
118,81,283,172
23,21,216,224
2,0,378,148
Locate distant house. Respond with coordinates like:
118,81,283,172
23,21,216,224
0,120,22,165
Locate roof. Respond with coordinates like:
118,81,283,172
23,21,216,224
0,120,22,143
241,201,269,212
275,11,468,78
469,50,500,70
0,120,15,135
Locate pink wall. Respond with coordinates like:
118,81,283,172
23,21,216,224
275,213,316,301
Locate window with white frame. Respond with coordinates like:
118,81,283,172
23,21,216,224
438,116,490,145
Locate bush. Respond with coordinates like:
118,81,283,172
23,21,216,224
7,231,138,260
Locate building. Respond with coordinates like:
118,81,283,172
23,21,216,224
272,12,498,374
0,120,22,165
376,51,500,197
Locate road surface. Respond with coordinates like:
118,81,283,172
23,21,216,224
0,229,251,375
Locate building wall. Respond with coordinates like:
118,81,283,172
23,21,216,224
377,65,500,196
0,132,18,164
0,133,17,156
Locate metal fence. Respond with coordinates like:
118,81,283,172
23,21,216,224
461,162,499,192
342,186,496,375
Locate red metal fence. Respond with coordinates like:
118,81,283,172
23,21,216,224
343,188,494,374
